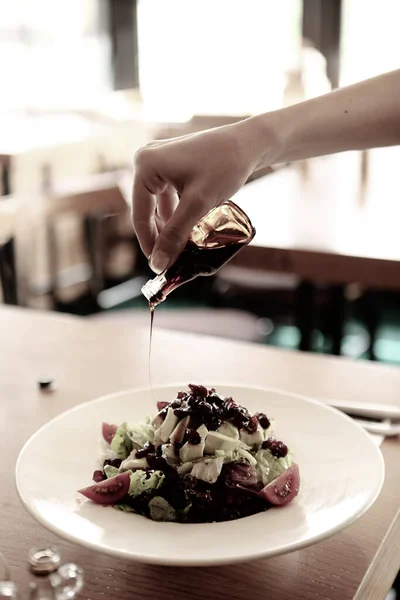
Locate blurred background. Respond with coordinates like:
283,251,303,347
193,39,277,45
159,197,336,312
1,0,400,366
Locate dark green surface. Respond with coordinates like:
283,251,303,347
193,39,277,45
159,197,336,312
108,296,400,366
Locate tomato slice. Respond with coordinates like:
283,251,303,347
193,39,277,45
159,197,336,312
78,472,130,505
258,464,300,506
102,422,117,445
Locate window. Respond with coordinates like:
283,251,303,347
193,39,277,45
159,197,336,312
340,0,400,85
340,0,400,195
137,0,302,121
0,0,112,111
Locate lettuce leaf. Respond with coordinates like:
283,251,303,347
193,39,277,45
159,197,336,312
110,422,132,459
126,422,155,448
128,469,165,497
149,496,177,522
113,504,136,513
104,464,120,479
255,449,294,486
191,456,224,484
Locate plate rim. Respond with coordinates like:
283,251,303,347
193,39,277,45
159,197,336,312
15,382,385,566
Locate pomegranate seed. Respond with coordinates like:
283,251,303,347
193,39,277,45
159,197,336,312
256,412,271,429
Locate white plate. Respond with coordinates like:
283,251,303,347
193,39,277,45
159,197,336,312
16,384,384,566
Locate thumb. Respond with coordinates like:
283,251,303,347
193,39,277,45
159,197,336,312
150,192,209,274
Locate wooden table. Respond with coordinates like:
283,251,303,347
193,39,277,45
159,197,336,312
0,110,155,197
233,150,400,289
0,111,107,195
1,306,399,600
229,150,400,355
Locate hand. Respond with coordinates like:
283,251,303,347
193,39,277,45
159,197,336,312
132,120,266,273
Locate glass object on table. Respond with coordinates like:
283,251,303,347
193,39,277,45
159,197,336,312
0,552,18,599
0,581,19,599
28,547,83,600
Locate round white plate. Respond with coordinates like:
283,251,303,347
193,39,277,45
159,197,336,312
16,384,384,566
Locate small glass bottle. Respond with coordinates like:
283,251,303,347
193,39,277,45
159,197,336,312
142,201,256,307
28,547,83,600
0,581,19,599
0,552,18,599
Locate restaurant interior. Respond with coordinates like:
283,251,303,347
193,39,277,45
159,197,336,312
2,0,400,363
1,1,399,599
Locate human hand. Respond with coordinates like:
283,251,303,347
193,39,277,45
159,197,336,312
132,119,269,273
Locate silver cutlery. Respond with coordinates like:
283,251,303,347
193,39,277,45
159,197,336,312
320,398,400,437
326,399,400,422
351,418,400,437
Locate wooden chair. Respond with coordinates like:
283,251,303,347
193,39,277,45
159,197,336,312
212,265,338,353
0,197,20,305
43,171,131,310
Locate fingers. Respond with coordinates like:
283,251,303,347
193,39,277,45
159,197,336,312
131,177,158,258
156,184,179,224
154,212,163,235
150,190,209,273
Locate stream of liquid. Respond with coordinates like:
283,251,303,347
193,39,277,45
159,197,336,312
148,306,155,399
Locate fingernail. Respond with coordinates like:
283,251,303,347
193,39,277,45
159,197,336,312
150,249,169,274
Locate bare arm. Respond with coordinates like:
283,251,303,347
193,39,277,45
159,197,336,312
251,69,400,167
133,70,400,273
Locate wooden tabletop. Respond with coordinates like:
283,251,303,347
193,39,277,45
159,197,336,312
232,150,400,290
1,306,399,600
0,110,156,198
0,112,108,159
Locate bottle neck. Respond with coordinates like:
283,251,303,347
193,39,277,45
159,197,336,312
141,272,168,308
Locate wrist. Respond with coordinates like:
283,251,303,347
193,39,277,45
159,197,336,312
240,110,289,171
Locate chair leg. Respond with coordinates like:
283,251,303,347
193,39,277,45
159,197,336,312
330,285,346,356
0,238,18,305
295,281,316,352
360,291,381,361
84,214,105,298
1,164,10,195
46,220,59,309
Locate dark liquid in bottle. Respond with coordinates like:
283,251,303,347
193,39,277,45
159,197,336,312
148,240,245,308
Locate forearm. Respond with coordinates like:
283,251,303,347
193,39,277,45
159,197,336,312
249,69,400,168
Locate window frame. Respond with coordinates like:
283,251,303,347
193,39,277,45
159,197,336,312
302,0,342,88
109,0,139,90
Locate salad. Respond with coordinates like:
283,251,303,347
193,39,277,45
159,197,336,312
79,385,300,522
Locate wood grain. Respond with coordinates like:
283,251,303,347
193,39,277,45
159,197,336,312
0,307,399,600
